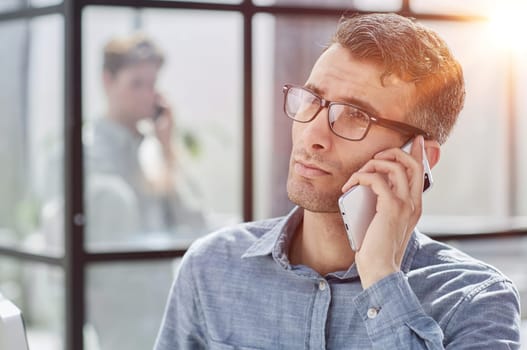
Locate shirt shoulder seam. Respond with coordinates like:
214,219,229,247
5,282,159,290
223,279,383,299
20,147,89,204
442,276,515,333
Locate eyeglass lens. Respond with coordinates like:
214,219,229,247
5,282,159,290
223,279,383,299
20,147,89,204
285,86,370,140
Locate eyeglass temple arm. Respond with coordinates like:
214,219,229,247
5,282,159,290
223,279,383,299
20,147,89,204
371,116,431,139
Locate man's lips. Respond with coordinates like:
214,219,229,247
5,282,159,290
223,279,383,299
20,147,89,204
294,160,331,177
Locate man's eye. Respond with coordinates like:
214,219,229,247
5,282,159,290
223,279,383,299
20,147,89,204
347,110,369,122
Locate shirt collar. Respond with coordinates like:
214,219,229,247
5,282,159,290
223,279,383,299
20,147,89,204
242,207,303,262
242,206,420,275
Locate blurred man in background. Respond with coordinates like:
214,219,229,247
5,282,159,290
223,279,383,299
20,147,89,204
84,33,205,350
87,33,204,244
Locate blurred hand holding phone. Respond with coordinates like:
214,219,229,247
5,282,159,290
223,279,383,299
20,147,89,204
153,103,165,121
338,140,433,251
149,95,176,157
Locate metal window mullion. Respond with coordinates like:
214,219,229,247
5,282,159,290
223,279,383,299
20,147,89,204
0,246,63,266
85,249,187,263
0,4,63,21
64,0,85,349
78,0,240,11
242,1,254,221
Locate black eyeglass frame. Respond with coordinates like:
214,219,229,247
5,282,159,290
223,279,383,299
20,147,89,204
282,84,431,141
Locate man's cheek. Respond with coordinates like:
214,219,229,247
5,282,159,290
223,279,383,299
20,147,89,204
291,122,308,144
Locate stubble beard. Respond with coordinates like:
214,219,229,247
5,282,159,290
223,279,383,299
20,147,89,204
287,178,341,213
285,161,345,214
286,148,366,213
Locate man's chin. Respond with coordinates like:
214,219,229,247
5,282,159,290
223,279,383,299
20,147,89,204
287,189,340,213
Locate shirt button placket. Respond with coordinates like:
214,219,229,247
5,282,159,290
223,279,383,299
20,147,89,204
318,280,327,291
309,279,330,349
367,307,379,319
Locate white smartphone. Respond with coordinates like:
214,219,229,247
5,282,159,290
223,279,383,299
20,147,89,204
338,140,433,251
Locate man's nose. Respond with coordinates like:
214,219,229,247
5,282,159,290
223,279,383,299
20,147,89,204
298,107,333,151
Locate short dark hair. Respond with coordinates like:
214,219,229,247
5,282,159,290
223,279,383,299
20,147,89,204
103,33,165,75
331,13,465,144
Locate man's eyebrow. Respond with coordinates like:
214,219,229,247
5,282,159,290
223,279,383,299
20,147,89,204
304,82,380,116
304,82,323,95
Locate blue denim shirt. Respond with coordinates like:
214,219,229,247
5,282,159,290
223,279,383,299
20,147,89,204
155,207,521,349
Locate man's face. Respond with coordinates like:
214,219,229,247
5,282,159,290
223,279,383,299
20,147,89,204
104,62,159,123
286,44,417,213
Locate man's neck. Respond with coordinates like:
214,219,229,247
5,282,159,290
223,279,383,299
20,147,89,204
289,210,355,276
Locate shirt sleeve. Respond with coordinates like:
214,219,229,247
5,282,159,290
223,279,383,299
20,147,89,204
154,246,208,350
352,271,520,349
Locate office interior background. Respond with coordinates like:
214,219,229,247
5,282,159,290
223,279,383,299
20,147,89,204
0,0,526,349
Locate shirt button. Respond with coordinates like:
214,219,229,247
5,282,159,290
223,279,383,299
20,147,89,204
367,307,379,319
318,280,327,291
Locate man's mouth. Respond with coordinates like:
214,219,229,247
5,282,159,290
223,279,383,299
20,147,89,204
294,160,331,178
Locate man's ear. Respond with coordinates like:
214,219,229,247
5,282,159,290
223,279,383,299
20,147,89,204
423,140,440,169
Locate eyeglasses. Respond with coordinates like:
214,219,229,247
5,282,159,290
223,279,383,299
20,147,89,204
282,84,430,141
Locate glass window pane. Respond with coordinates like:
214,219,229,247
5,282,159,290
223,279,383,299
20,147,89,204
253,0,401,11
0,0,23,13
0,19,26,246
30,0,62,7
0,258,64,350
82,7,243,251
0,0,61,9
516,48,527,216
352,0,401,11
410,0,495,16
0,15,64,255
86,260,179,350
416,20,510,232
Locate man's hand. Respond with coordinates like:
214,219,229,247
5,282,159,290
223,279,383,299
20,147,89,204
341,135,426,289
153,94,176,161
150,93,177,193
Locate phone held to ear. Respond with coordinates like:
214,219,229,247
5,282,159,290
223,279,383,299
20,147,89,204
338,140,433,251
153,104,165,121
